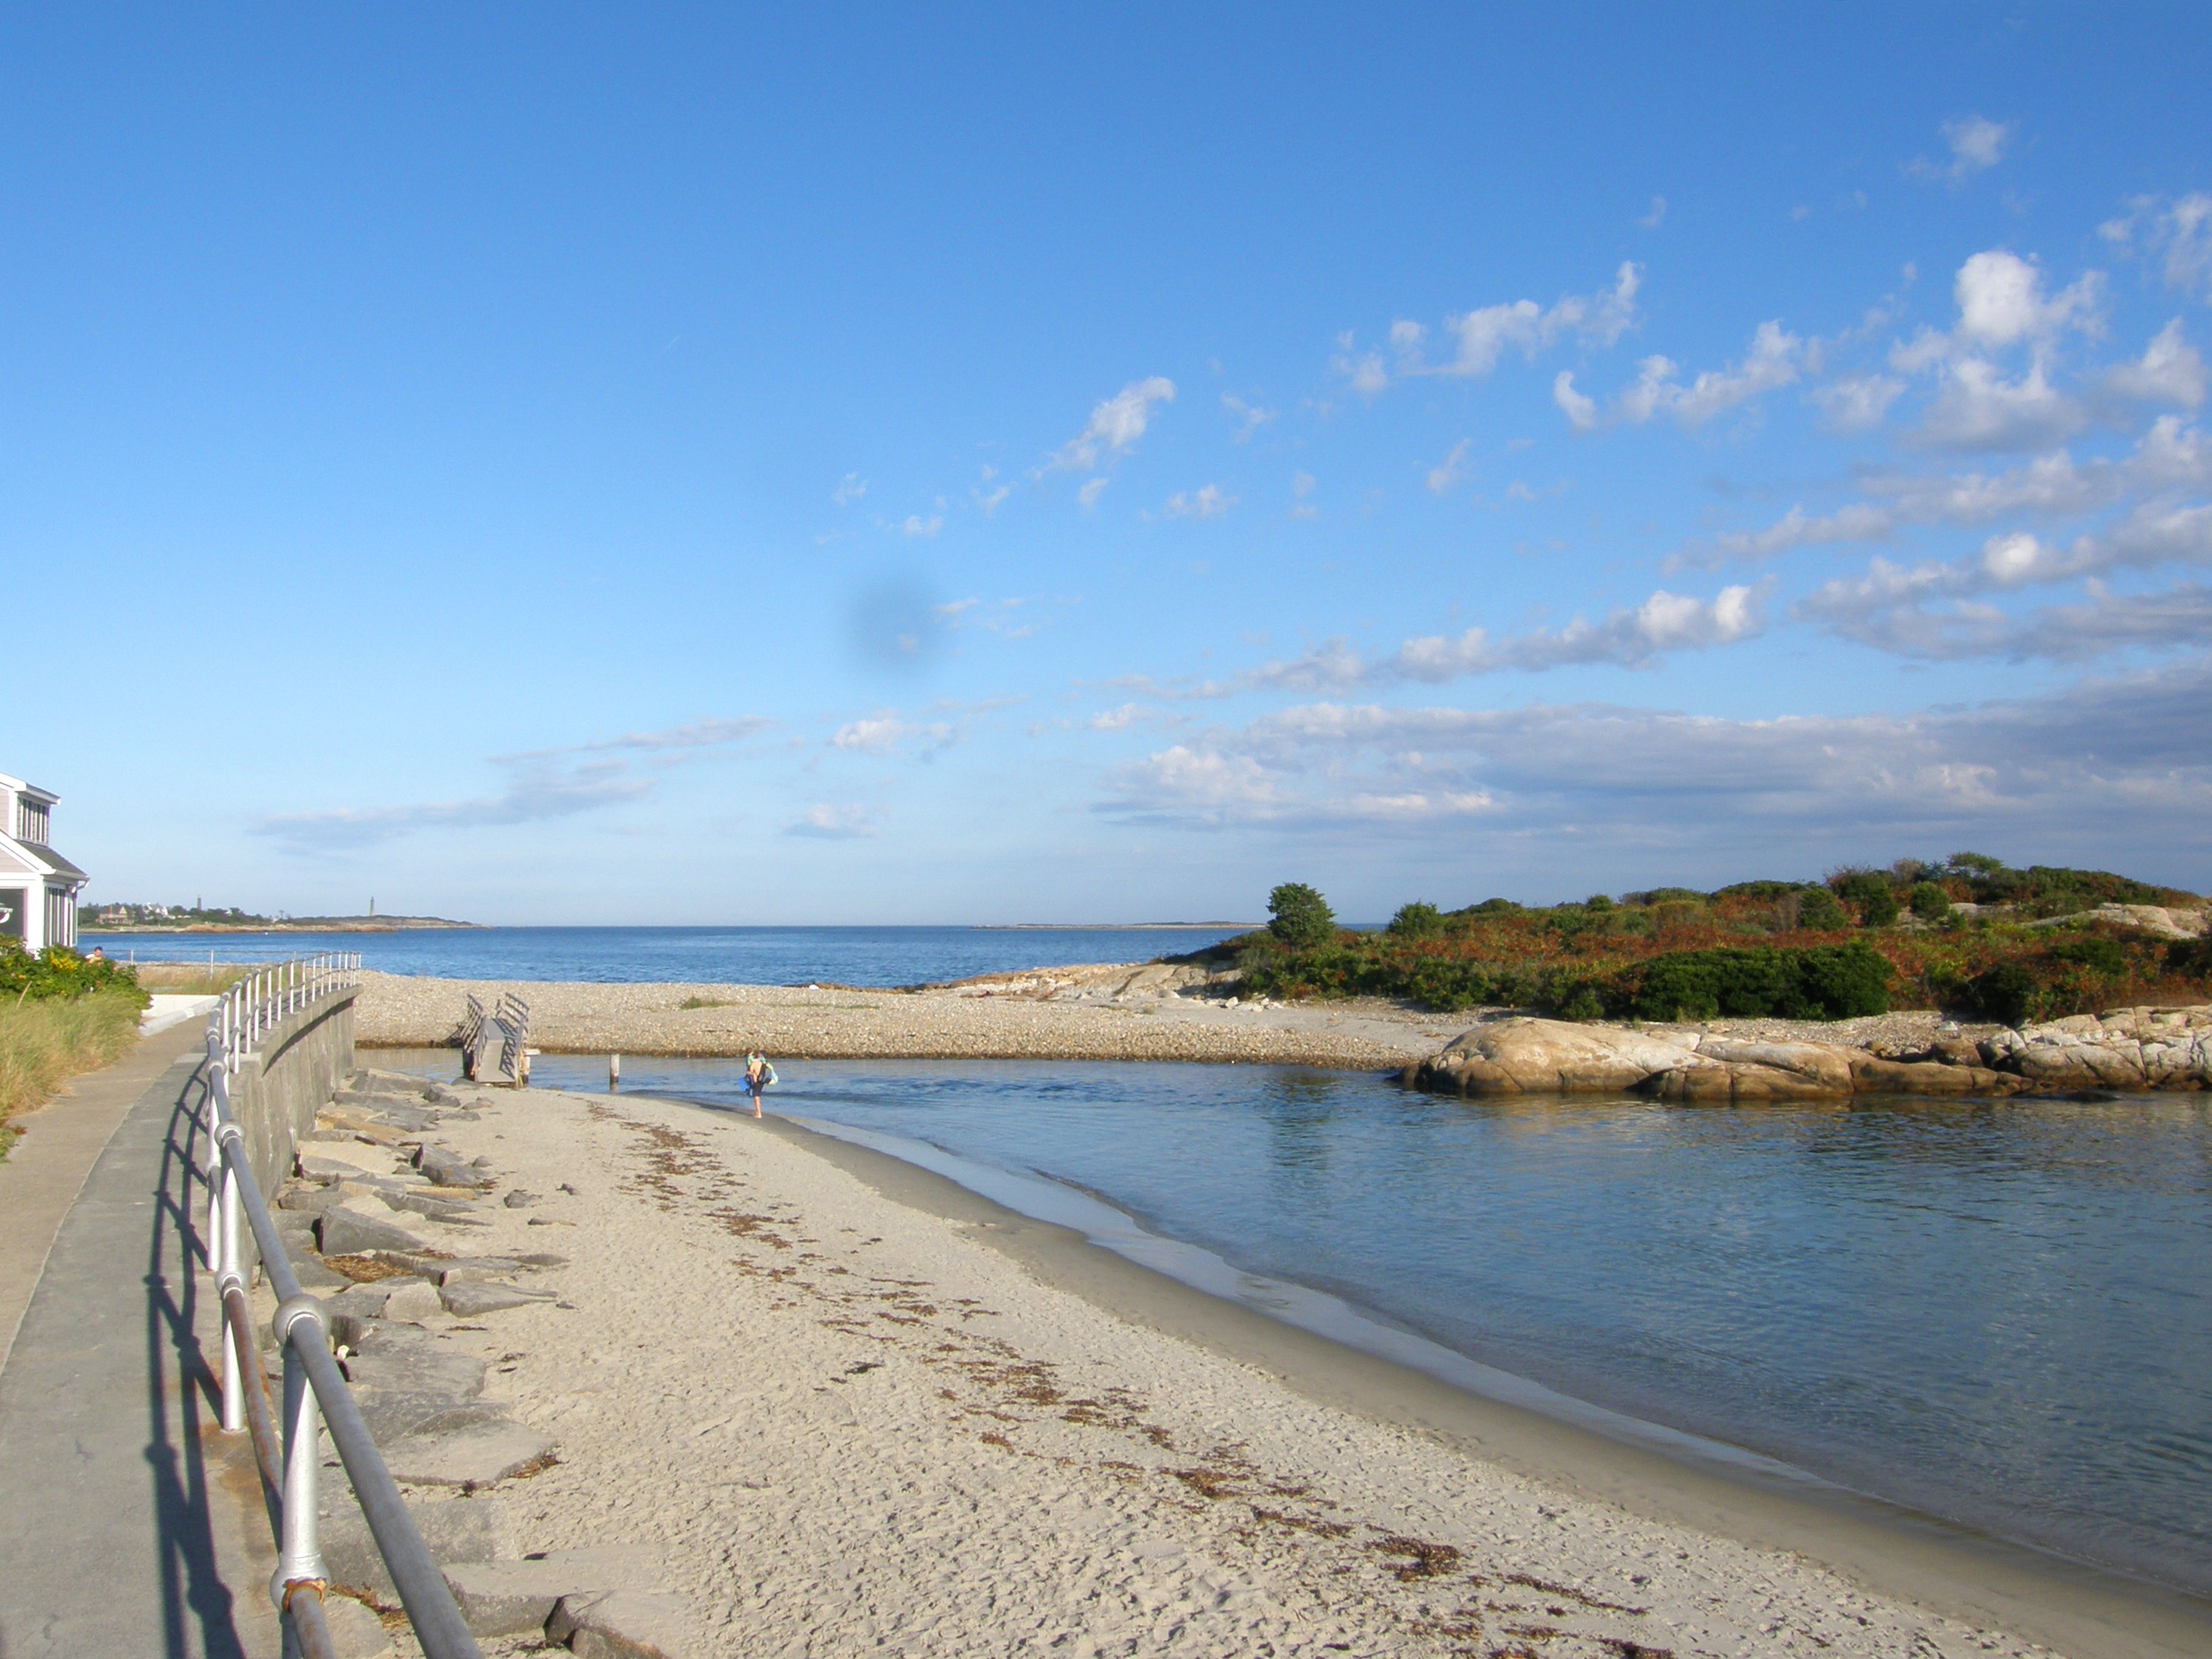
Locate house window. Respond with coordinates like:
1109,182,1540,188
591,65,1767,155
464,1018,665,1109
16,800,48,845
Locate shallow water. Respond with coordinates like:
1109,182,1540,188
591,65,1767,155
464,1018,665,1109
407,1050,2212,1595
90,923,1249,988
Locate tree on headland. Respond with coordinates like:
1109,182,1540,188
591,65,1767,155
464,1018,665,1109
1387,901,1444,938
1267,883,1337,949
1829,869,1900,927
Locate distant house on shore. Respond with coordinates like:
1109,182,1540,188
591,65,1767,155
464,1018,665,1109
0,774,87,951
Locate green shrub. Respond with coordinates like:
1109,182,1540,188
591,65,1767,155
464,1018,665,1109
2168,938,2212,980
1794,886,1849,930
1584,894,1615,912
0,945,147,1007
1967,962,2040,1026
1387,901,1444,939
1612,942,1891,1022
2049,935,2127,976
1908,882,1951,921
1831,871,1900,927
1266,883,1336,950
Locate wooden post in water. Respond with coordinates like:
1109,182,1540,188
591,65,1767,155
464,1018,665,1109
609,1053,620,1093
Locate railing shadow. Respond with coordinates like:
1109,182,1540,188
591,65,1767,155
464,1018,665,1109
144,1053,254,1659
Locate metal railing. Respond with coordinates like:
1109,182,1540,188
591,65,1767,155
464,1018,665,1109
201,954,483,1659
458,989,531,1085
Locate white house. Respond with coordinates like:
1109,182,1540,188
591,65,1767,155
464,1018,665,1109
0,774,87,951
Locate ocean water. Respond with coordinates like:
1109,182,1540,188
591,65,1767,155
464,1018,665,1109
89,924,1250,988
409,1049,2212,1596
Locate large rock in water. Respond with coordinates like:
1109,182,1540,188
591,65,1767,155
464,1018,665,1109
1410,1005,2212,1099
1414,1019,1701,1094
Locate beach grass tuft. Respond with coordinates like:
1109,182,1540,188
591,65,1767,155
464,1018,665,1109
0,991,145,1160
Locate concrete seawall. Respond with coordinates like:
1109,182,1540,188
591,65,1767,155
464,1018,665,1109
226,987,357,1211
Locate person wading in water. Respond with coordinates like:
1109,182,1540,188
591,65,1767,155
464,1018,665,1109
745,1051,777,1119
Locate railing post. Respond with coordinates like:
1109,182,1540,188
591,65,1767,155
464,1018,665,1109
219,1159,244,1432
274,1298,329,1601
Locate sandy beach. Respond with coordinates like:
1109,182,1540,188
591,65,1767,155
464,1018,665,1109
321,1077,2208,1659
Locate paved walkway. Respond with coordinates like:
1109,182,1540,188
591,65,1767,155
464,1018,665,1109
0,1033,280,1658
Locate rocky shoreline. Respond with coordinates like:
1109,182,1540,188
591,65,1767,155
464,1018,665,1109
1409,1004,2212,1099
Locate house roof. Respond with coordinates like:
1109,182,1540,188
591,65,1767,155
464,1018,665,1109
0,774,58,806
0,838,85,882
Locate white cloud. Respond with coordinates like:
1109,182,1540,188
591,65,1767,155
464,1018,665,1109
1609,321,1805,427
2100,192,2212,301
2101,319,2207,409
1093,658,2212,863
1552,371,1598,431
1798,496,2212,659
1812,373,1906,433
1908,116,2015,184
831,714,956,756
1163,483,1234,519
1638,195,1667,229
1077,477,1109,510
833,472,869,506
973,483,1012,515
1803,566,2212,662
1954,251,2101,347
1048,377,1176,472
1914,356,2084,452
1290,471,1318,518
1395,584,1767,678
1217,584,1769,696
1692,415,2212,566
1345,264,1642,393
785,803,877,840
899,514,944,538
1426,439,1472,494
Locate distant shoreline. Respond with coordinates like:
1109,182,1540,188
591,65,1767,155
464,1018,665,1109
975,922,1258,931
81,917,478,934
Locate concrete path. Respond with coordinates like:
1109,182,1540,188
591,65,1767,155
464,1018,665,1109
0,1034,280,1658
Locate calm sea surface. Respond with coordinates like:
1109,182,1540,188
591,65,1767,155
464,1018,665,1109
397,1049,2212,1595
91,924,1250,987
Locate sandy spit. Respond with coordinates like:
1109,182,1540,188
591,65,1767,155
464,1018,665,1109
352,969,1449,1070
357,1082,2201,1659
353,969,1986,1074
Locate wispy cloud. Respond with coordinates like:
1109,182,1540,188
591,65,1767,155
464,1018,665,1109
785,802,878,839
832,472,869,506
1162,483,1234,519
1046,377,1176,474
1221,393,1275,440
1426,439,1472,494
1096,657,2212,862
2101,193,2212,301
1338,264,1641,395
1108,583,1768,705
259,717,774,850
1908,115,2015,185
1559,321,1806,432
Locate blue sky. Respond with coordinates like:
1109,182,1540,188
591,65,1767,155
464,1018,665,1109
11,4,2212,922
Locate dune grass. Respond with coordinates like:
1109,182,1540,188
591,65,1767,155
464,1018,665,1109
0,991,145,1161
128,962,260,996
